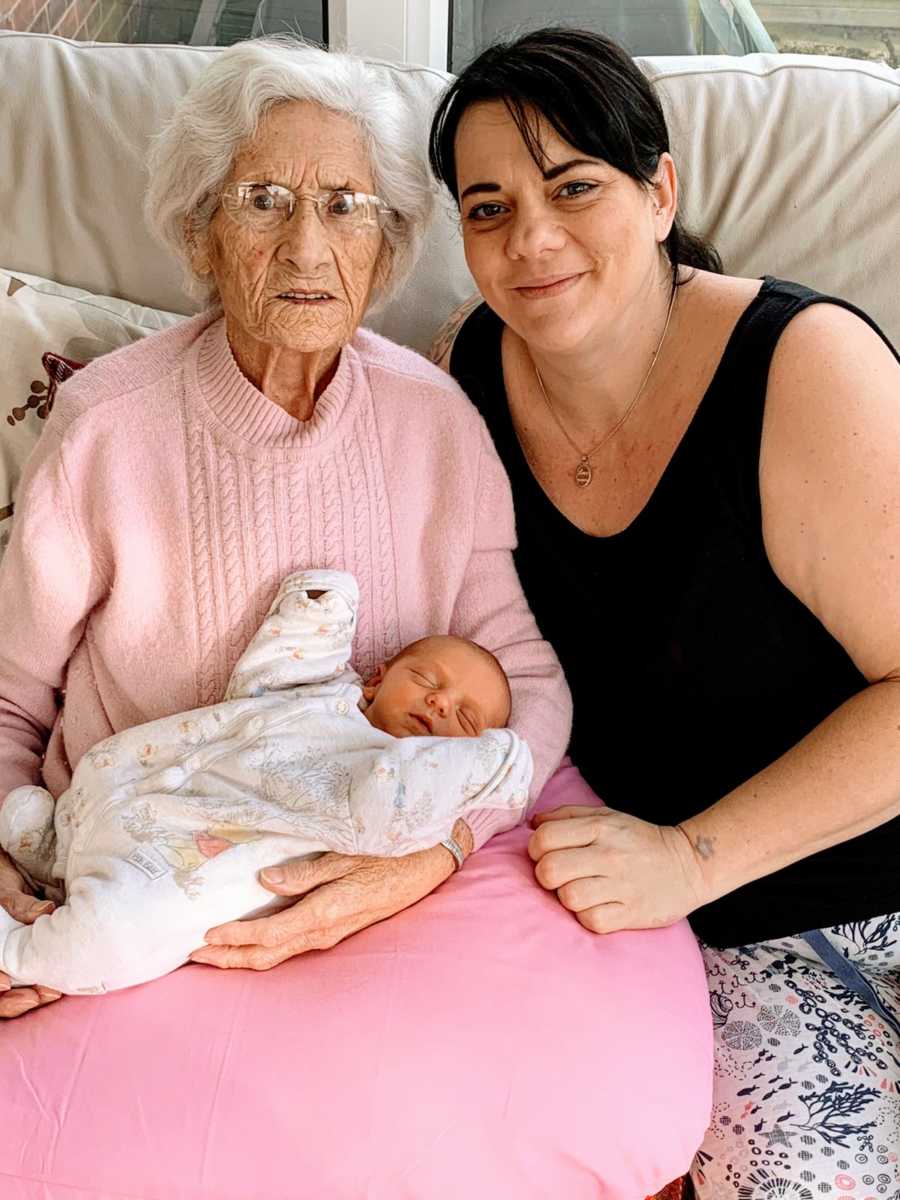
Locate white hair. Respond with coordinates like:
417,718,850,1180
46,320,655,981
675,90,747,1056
145,36,435,309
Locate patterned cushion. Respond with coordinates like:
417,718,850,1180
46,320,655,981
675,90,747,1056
0,267,185,552
649,1178,687,1200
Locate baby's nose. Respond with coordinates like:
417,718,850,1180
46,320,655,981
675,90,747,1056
428,691,450,717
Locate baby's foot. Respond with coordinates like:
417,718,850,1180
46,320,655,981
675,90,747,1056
0,786,57,887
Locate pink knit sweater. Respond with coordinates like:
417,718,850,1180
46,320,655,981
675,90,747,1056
0,313,571,850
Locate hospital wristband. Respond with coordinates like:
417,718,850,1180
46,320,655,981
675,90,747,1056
440,835,465,872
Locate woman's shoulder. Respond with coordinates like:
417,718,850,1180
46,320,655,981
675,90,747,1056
428,294,491,372
48,311,215,440
352,325,483,417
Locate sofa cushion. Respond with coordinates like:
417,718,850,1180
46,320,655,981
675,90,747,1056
0,267,184,547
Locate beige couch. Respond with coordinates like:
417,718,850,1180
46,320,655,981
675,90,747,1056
0,33,898,352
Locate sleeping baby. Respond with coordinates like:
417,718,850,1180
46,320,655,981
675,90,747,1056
0,569,531,995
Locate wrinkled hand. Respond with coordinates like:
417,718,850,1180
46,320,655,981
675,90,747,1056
0,848,62,1018
528,805,708,933
190,845,457,972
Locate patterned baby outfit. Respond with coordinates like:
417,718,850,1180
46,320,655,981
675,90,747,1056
0,570,532,995
694,921,900,1199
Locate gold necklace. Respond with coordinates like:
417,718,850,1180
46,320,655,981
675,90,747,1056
532,282,678,489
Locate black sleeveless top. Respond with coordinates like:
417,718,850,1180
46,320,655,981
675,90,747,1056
450,277,900,949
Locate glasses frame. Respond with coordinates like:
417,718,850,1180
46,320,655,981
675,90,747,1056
218,182,398,236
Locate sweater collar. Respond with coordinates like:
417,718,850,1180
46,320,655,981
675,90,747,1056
192,316,356,450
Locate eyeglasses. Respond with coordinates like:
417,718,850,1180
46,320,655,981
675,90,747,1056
219,182,397,236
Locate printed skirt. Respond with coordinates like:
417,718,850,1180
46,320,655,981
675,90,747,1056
692,914,900,1200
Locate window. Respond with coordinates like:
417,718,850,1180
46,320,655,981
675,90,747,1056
2,0,326,46
6,0,895,68
449,0,900,68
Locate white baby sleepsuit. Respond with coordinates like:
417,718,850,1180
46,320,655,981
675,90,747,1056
0,570,532,994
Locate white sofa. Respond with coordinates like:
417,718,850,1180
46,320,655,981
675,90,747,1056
0,35,898,349
0,32,897,1200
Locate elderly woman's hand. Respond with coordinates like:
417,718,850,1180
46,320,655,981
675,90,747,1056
0,848,62,1018
528,805,709,933
189,824,472,971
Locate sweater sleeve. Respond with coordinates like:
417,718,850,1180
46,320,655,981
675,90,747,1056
0,422,107,808
225,569,360,699
450,419,572,850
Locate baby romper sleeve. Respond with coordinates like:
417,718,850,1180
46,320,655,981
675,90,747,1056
225,570,361,699
350,729,533,857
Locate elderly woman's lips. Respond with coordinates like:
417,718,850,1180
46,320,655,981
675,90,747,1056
277,291,335,302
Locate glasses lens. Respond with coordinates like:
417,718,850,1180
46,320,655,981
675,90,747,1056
322,191,379,233
227,184,292,229
223,185,391,235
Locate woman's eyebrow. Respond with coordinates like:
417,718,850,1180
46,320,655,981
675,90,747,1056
460,181,502,201
542,158,601,181
460,158,601,200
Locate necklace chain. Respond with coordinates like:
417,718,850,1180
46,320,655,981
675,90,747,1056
532,281,678,488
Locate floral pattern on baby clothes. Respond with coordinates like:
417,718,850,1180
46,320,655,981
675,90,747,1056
121,803,264,897
2,570,533,915
240,735,357,854
225,572,361,701
692,915,900,1200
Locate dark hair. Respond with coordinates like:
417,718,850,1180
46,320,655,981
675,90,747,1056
429,26,722,278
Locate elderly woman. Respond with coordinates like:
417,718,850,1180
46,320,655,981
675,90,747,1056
429,28,900,1197
0,36,571,1018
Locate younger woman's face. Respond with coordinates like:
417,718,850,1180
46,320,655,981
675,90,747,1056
453,101,675,354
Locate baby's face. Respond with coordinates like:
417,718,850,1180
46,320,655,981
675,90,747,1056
363,636,510,739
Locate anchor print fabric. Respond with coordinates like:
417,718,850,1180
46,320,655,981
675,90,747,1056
692,918,900,1200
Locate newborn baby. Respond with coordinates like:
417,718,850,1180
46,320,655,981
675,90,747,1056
0,570,531,995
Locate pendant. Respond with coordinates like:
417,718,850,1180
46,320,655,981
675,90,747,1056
574,458,593,488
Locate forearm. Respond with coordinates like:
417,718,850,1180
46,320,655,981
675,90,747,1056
680,680,900,902
0,715,49,811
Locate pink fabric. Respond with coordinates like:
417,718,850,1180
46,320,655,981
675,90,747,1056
0,313,571,850
0,763,712,1200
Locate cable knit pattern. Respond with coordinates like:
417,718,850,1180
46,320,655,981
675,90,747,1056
359,398,402,673
0,311,572,850
251,462,277,633
185,418,222,707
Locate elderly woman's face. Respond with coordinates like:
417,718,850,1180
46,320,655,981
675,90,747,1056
202,101,388,357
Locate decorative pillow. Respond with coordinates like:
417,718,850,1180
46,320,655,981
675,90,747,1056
0,268,186,553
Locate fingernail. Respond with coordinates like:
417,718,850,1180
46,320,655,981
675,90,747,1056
0,979,11,992
261,867,284,884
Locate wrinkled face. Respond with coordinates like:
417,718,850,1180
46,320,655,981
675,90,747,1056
199,101,389,357
454,101,672,354
363,637,511,739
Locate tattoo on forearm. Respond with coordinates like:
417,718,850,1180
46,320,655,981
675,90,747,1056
677,824,716,859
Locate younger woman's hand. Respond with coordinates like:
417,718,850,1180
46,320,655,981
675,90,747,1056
528,805,709,933
0,848,61,1018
